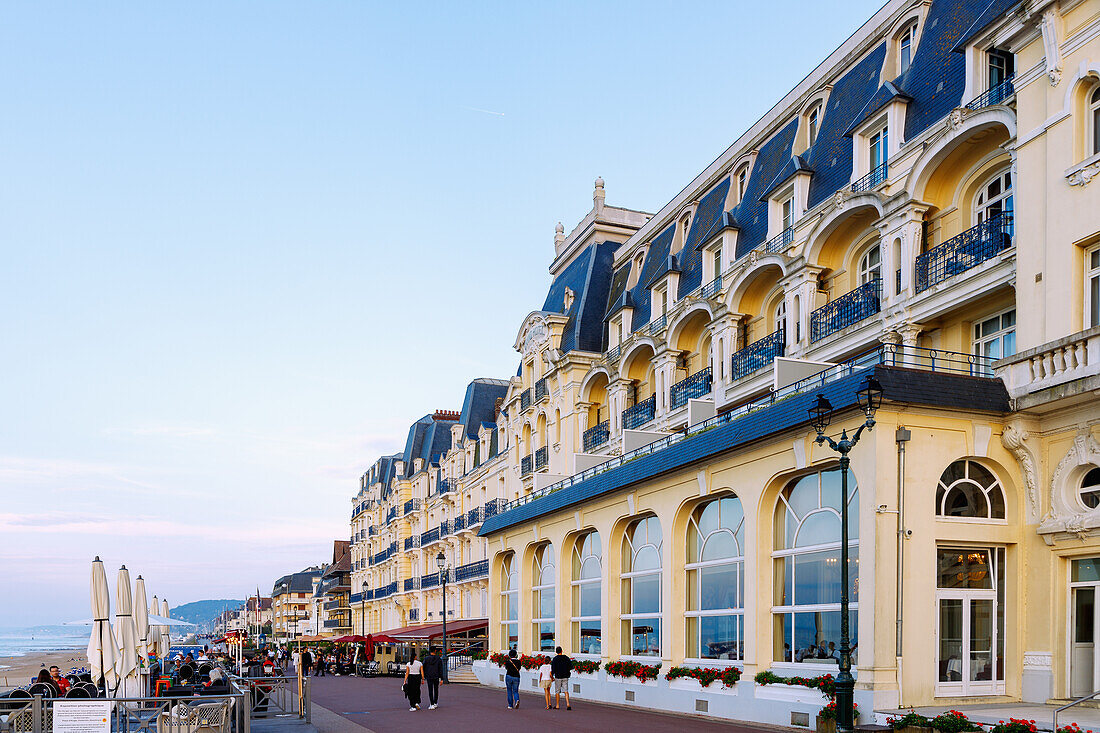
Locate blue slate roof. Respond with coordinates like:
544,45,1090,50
617,223,676,333
480,364,1009,536
541,240,622,353
676,177,731,298
805,43,887,209
645,254,681,288
731,119,799,258
844,81,912,136
953,0,1022,52
400,414,456,478
459,378,509,441
604,264,632,318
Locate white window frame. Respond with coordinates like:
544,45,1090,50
1086,243,1100,329
935,459,1008,522
571,531,603,657
808,104,821,146
532,543,556,652
972,308,1016,361
869,126,889,170
500,554,518,650
899,21,917,74
685,497,746,664
974,169,1013,225
621,516,663,659
1090,86,1100,157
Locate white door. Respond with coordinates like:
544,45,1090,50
1070,558,1100,697
935,548,1005,697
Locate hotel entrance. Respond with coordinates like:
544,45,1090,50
1070,558,1100,697
936,547,1006,696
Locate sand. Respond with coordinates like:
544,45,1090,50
0,649,86,691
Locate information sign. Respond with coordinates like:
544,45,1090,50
54,701,111,733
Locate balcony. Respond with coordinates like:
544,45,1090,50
520,388,532,412
916,211,1013,293
535,378,548,402
440,519,455,537
851,161,887,193
606,344,621,362
699,275,723,299
323,619,348,629
421,526,441,546
404,535,421,551
323,599,347,611
730,329,784,381
368,526,378,537
375,581,397,599
648,313,668,336
534,446,548,471
622,394,656,430
583,420,610,451
764,226,793,255
521,454,533,476
386,507,397,523
670,366,713,409
966,76,1014,110
421,572,441,589
433,478,454,497
403,576,421,592
453,514,467,533
403,498,421,516
455,559,489,582
811,277,882,343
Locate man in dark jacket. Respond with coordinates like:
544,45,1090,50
422,647,444,709
299,648,312,677
550,646,572,710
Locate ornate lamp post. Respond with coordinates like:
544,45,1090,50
807,376,882,733
436,550,449,683
361,580,369,637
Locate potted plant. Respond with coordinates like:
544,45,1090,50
888,710,934,733
817,700,859,733
931,710,982,733
990,720,1038,733
1057,723,1095,733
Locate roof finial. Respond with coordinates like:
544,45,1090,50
554,221,566,249
593,176,605,212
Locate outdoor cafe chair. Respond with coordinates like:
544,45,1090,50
27,683,55,699
64,687,91,699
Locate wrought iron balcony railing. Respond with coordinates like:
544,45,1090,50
421,526,440,546
453,514,466,533
404,535,420,551
403,576,420,592
810,277,882,342
622,394,656,430
386,507,397,523
966,76,1015,110
403,498,421,516
606,344,621,362
583,420,610,451
916,211,1014,293
520,388,532,412
670,366,713,409
535,446,548,471
434,478,453,496
730,328,784,382
521,453,533,476
483,498,504,519
648,313,667,336
851,161,887,193
534,378,548,402
699,275,723,299
465,506,480,527
455,559,489,582
440,519,455,537
764,226,793,254
421,572,441,589
375,581,397,599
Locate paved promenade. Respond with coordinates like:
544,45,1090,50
308,675,783,733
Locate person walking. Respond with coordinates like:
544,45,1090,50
550,646,572,710
299,648,312,677
315,651,326,677
404,655,424,711
422,646,443,709
503,649,521,709
538,657,554,709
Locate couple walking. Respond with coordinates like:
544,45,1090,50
503,646,572,710
402,647,445,711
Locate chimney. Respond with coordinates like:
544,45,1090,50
593,176,605,213
433,409,461,421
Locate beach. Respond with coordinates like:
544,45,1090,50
0,649,85,690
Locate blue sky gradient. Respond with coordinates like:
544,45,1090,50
1,0,884,626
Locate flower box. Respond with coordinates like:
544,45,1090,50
754,682,829,704
668,677,703,691
817,718,837,733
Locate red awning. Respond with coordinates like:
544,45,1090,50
390,618,488,641
375,622,436,639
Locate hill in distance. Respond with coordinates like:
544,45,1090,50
170,599,244,628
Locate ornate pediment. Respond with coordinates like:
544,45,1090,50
1038,429,1100,542
513,311,570,356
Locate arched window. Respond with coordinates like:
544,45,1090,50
935,459,1006,519
975,169,1013,225
899,22,917,74
532,543,556,652
686,496,745,661
736,166,749,203
1091,86,1100,156
571,532,602,654
621,516,662,657
858,244,882,285
500,554,518,650
1081,467,1100,509
807,104,822,146
774,298,787,335
772,468,859,665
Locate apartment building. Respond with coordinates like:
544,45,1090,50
271,567,321,642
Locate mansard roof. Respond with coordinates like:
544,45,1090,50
539,239,621,353
401,414,457,479
952,0,1023,53
459,378,508,441
843,80,912,136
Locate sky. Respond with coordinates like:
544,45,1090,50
0,0,886,628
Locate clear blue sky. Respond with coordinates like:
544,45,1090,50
0,0,885,627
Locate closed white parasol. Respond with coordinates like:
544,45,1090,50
87,556,120,692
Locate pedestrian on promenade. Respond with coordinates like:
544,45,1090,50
538,657,553,709
550,646,572,710
403,655,424,711
503,649,521,709
300,648,312,677
315,650,326,677
422,647,443,709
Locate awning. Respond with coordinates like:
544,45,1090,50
391,618,488,642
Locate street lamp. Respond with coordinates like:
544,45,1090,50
807,376,882,733
361,580,369,638
436,551,449,683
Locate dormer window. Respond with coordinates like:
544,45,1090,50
680,213,691,241
626,250,647,288
988,50,1013,90
808,105,821,146
870,126,888,171
737,167,748,202
899,22,917,74
781,196,794,230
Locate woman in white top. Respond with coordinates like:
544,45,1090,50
538,660,553,709
404,657,424,711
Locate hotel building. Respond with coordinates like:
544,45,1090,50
350,0,1100,722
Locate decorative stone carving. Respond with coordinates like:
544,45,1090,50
1067,160,1100,187
1041,7,1064,86
1039,429,1100,539
832,189,849,209
1002,423,1041,522
946,108,967,130
519,315,551,356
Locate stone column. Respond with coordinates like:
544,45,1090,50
654,349,679,419
608,378,631,438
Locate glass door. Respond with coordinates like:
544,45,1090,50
1070,559,1100,697
935,548,1005,696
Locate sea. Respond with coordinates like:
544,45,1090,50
0,626,90,660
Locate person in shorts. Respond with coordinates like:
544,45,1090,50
550,646,572,710
538,658,553,709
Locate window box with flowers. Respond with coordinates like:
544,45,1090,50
816,700,859,733
753,671,832,704
605,659,662,683
887,710,933,733
930,710,983,733
665,665,742,692
571,659,601,676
